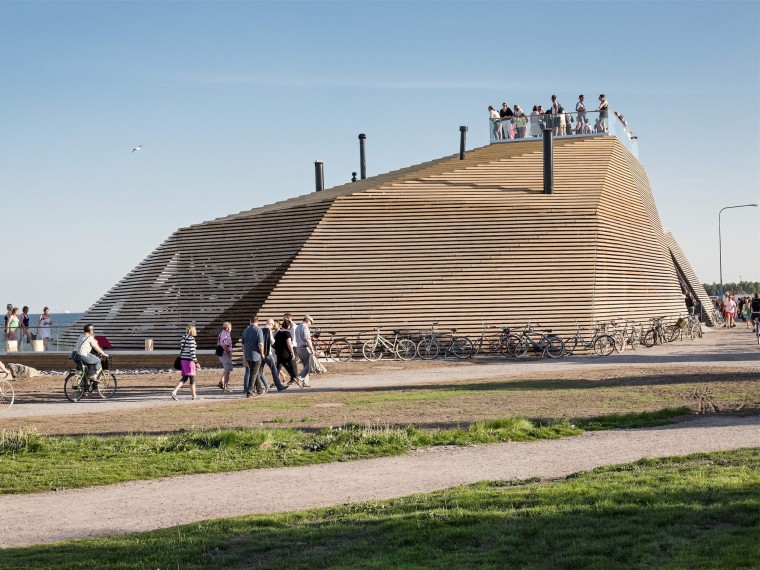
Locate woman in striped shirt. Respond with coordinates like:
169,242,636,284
171,323,202,400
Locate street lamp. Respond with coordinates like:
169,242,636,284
719,203,758,295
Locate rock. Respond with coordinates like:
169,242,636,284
6,363,42,379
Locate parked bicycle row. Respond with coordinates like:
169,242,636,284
318,316,705,362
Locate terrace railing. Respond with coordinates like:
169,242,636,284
489,109,638,157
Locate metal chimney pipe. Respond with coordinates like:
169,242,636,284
358,133,367,180
459,126,468,160
542,128,553,195
314,160,324,192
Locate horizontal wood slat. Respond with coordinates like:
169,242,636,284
70,136,701,349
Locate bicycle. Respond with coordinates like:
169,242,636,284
311,328,353,362
643,317,669,348
470,323,524,358
686,314,703,340
362,329,417,361
511,322,565,358
64,356,117,401
0,372,13,411
602,320,627,353
564,321,615,356
416,322,474,360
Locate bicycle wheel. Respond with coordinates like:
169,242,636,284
449,336,473,359
64,371,86,402
627,331,638,350
564,337,581,356
593,335,615,356
362,340,384,361
498,335,519,357
96,372,118,399
510,336,529,358
643,329,657,348
329,339,353,362
395,339,417,361
416,338,439,360
666,325,680,343
0,379,14,410
612,331,625,353
542,335,565,358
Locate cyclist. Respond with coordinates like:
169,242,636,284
72,324,109,384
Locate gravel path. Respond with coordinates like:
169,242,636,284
1,414,759,548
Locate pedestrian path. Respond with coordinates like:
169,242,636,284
1,415,758,548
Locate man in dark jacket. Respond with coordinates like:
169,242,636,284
242,315,265,397
259,318,288,392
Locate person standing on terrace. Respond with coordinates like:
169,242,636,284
597,94,609,131
488,106,501,140
529,106,542,137
576,95,586,124
499,102,514,139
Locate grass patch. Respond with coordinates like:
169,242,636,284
0,408,688,495
3,447,759,569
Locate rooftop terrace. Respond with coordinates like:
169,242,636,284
489,108,638,158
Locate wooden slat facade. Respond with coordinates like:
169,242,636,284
664,230,715,325
71,135,700,348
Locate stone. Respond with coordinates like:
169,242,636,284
6,363,42,379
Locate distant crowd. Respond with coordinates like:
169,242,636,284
488,94,635,140
716,292,760,330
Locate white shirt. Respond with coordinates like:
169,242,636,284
75,334,100,356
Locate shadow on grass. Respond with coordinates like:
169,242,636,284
3,450,759,569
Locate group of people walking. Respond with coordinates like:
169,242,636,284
4,305,54,351
489,94,615,140
718,292,760,330
171,314,316,401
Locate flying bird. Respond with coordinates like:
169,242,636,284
131,145,143,153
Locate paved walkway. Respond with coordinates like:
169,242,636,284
1,414,759,548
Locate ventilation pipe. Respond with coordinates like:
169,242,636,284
542,127,553,194
314,160,324,192
459,126,468,160
358,133,367,180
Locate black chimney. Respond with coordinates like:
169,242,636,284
314,160,324,192
459,126,468,160
542,128,553,194
358,133,367,180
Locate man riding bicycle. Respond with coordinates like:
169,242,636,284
72,324,109,383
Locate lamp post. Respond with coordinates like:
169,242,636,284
719,203,757,295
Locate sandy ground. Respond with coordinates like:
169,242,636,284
0,414,758,548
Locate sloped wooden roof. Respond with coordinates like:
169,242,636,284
74,136,699,348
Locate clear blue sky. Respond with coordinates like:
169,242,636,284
2,0,758,312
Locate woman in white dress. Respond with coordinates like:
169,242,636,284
529,105,542,137
38,307,53,351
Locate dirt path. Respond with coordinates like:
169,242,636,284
1,414,759,548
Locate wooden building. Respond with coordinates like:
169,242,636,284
72,135,711,349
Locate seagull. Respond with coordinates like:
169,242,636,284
131,145,143,153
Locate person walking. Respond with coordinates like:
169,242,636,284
5,307,19,343
171,324,202,400
274,319,302,387
242,315,266,397
216,322,233,392
750,293,760,332
260,318,288,391
724,294,737,328
294,315,314,387
37,307,53,351
17,306,33,351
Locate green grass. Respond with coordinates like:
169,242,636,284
0,407,688,495
3,447,758,569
